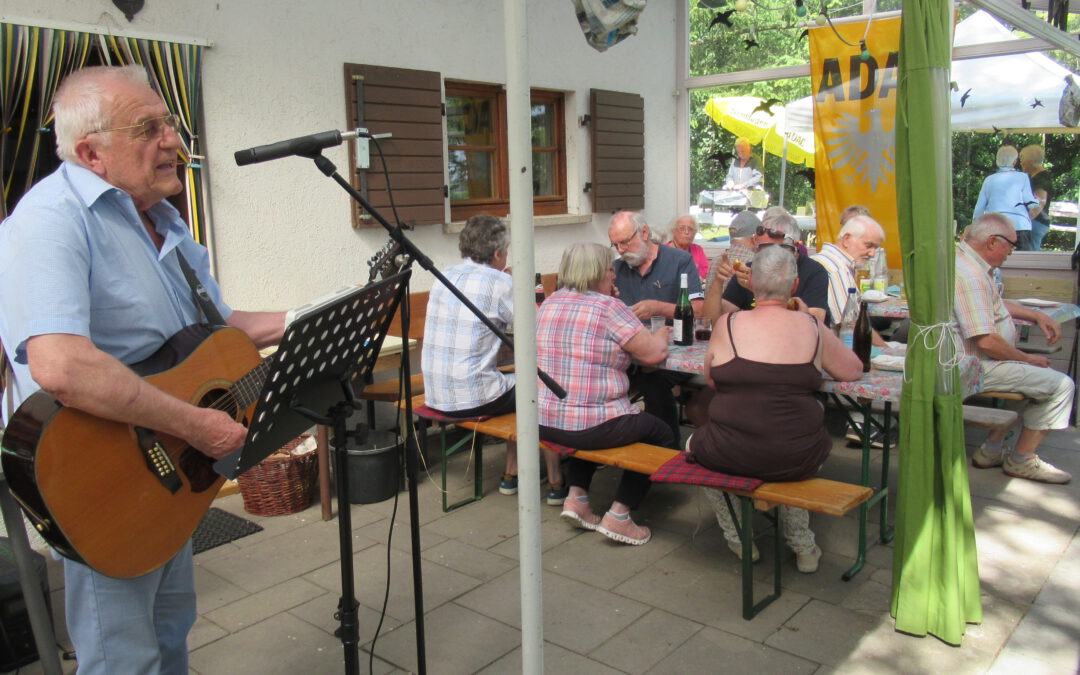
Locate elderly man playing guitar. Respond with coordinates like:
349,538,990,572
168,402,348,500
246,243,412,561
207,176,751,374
0,66,285,674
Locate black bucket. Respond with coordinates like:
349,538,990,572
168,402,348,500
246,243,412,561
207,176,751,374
343,430,402,504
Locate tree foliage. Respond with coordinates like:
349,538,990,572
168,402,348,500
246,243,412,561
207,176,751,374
688,0,1080,252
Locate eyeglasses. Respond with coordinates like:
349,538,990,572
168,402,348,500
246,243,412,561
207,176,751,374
610,230,641,251
991,233,1018,250
756,241,797,253
89,114,180,142
673,224,697,233
755,225,787,239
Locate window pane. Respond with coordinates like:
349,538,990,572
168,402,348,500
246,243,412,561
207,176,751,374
533,151,554,196
447,96,495,146
449,149,495,200
531,102,554,147
689,78,814,222
689,0,884,77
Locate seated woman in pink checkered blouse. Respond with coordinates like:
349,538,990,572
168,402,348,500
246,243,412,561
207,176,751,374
537,242,672,546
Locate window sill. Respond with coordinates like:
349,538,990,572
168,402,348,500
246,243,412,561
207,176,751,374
443,213,591,234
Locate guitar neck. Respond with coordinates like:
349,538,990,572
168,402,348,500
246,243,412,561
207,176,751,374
232,360,270,410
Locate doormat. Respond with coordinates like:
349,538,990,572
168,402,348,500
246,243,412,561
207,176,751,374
192,508,264,555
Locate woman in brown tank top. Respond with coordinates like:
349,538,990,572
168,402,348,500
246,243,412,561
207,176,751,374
687,245,862,572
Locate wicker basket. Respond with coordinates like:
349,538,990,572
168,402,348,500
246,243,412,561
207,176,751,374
237,434,318,516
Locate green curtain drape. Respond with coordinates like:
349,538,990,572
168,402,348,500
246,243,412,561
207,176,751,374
100,35,207,245
891,0,982,645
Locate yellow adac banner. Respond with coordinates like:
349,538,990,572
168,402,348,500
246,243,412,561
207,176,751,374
810,17,901,268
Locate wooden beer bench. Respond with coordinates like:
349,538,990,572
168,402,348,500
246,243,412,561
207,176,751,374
400,394,519,512
540,440,872,620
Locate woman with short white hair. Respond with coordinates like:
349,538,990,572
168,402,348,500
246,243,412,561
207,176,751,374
687,245,862,571
663,214,709,280
972,144,1040,250
537,242,671,545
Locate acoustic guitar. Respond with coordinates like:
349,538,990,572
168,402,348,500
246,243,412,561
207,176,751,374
1,325,266,579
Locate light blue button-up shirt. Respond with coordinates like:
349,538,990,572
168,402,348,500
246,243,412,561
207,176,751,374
972,167,1037,232
0,162,232,414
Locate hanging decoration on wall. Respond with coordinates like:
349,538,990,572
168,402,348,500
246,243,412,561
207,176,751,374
112,0,145,22
571,0,647,52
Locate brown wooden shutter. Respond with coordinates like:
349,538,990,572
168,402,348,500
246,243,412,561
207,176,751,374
589,88,644,213
344,64,445,228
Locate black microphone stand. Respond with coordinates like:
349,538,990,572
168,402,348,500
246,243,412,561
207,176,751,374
295,149,565,675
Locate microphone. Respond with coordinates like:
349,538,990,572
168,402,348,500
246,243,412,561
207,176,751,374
234,128,368,166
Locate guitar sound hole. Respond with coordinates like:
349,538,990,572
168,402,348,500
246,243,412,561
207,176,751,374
199,387,241,421
180,449,218,493
182,387,240,493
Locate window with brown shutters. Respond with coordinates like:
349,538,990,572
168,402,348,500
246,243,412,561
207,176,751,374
589,88,644,213
445,81,567,221
343,64,445,228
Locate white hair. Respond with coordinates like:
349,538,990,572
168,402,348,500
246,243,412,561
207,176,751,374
995,145,1018,169
751,244,797,300
838,215,885,241
53,65,150,162
761,207,800,243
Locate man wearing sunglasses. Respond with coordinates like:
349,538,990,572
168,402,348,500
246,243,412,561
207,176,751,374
958,214,1072,484
0,66,286,672
703,209,829,324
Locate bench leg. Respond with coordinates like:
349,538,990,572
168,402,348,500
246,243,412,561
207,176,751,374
440,426,484,513
841,399,894,581
877,403,894,545
722,492,781,620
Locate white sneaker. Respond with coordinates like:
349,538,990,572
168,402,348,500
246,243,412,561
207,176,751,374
726,539,760,562
795,545,822,574
1003,454,1072,484
971,443,1004,469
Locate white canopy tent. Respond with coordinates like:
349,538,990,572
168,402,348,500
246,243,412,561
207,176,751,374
784,10,1080,134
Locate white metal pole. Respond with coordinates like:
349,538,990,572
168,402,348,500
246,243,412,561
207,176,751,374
504,1,544,672
779,133,789,209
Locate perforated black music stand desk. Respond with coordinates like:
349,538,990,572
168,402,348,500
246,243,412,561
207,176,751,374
218,270,409,674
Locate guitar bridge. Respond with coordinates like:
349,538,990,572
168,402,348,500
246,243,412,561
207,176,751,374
135,427,183,494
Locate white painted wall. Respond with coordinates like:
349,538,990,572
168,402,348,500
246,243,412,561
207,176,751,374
4,1,679,309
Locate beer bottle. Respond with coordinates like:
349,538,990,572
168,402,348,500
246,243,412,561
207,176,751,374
853,299,872,372
673,273,694,346
534,273,545,307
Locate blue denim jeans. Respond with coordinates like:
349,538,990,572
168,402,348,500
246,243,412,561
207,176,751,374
64,541,196,675
1030,219,1051,251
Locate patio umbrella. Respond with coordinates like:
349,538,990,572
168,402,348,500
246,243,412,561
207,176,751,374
891,0,981,645
761,120,815,169
704,95,816,166
703,95,779,145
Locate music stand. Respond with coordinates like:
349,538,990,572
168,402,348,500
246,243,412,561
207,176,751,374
219,270,409,674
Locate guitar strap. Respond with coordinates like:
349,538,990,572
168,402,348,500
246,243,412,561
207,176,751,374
175,250,227,327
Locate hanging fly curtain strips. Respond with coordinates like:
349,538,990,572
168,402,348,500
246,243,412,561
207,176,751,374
0,23,209,245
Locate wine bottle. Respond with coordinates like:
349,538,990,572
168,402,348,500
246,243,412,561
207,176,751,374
673,273,694,346
534,273,545,306
838,287,858,349
853,299,872,372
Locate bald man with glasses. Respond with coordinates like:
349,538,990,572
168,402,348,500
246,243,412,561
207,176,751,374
958,214,1072,484
0,66,286,673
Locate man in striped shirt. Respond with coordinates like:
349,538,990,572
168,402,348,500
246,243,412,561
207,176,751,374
811,209,885,328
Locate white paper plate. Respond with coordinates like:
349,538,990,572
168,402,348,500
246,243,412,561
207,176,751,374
1018,298,1058,308
871,354,905,372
